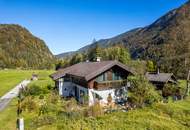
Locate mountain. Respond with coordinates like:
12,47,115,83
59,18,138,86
55,51,76,59
57,1,190,78
0,24,55,69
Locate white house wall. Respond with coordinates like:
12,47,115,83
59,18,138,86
58,78,88,102
58,78,127,106
58,78,64,96
89,89,115,105
89,87,127,106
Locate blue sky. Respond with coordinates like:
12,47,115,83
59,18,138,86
0,0,187,54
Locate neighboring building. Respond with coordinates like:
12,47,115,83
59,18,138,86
50,61,134,105
145,72,177,89
31,74,38,81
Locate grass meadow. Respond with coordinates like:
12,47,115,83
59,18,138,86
0,70,54,130
0,70,189,130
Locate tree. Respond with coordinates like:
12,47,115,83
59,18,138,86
101,45,130,64
147,60,157,72
128,75,162,107
87,44,102,61
70,53,84,65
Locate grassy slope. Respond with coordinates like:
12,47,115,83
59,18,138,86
0,70,189,130
27,78,190,130
1,98,190,130
25,98,189,130
0,70,54,130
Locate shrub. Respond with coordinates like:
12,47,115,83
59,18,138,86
22,84,49,96
31,115,56,129
163,84,184,99
63,98,78,112
128,75,162,107
162,84,176,97
21,96,38,112
38,103,49,116
88,101,104,117
47,91,60,104
80,93,89,106
39,94,44,99
107,93,112,105
47,84,54,90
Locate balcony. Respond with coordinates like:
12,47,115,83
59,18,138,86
94,80,128,90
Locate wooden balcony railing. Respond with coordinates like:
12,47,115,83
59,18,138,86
94,80,128,90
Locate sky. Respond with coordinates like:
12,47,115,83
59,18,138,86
0,0,188,54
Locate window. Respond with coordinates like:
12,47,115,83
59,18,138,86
80,90,85,97
112,71,122,80
92,92,103,100
96,73,107,82
64,77,70,82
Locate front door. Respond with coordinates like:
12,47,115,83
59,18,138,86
74,86,79,101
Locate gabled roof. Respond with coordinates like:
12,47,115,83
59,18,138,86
145,72,177,83
50,61,135,81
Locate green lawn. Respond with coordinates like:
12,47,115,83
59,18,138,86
0,69,54,97
0,99,17,130
0,70,54,130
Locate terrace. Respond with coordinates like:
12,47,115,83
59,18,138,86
94,80,128,90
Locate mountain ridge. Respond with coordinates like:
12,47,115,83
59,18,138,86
0,24,55,69
57,1,190,77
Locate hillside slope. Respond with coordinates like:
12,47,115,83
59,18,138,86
0,24,55,69
58,1,190,78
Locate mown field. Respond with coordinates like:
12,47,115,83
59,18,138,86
0,69,54,97
0,70,189,130
0,70,54,130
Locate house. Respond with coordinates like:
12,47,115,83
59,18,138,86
145,72,177,90
50,60,135,105
31,74,38,81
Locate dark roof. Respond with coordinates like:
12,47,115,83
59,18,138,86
51,60,135,81
145,72,177,83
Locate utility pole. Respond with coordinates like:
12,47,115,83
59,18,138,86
186,70,190,97
16,87,24,130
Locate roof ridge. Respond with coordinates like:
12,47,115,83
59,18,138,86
85,61,115,81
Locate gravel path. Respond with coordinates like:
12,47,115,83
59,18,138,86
0,80,31,111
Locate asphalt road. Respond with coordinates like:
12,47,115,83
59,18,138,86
0,80,31,112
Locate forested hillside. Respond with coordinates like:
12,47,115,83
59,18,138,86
57,1,190,78
0,24,55,69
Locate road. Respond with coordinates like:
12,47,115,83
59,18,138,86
0,80,31,112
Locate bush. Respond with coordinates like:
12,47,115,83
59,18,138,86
47,84,54,90
63,98,78,112
87,101,104,117
163,84,184,99
38,103,49,116
128,75,162,107
21,96,38,112
23,84,48,96
47,91,60,104
163,84,176,97
39,94,44,99
31,115,56,129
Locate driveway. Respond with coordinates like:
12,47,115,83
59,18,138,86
0,80,31,111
